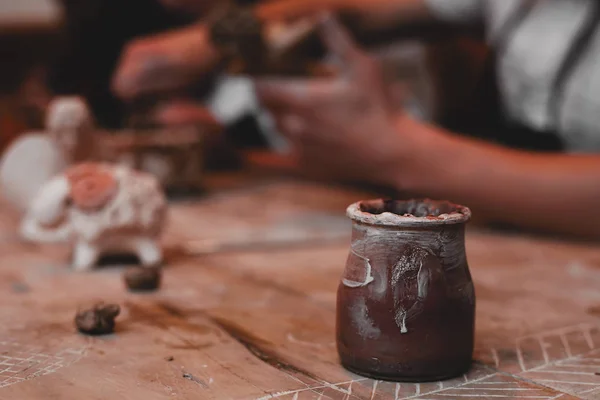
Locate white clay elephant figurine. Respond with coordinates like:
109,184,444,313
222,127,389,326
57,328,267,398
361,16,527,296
20,162,168,271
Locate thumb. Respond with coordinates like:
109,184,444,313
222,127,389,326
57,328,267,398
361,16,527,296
318,13,362,65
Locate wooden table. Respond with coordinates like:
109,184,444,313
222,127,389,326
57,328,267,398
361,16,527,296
0,174,599,399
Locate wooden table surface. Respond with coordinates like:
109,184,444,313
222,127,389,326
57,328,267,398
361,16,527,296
0,174,599,400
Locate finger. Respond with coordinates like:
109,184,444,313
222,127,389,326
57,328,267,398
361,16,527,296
112,57,180,100
255,78,346,113
271,112,345,147
317,13,362,64
255,79,313,112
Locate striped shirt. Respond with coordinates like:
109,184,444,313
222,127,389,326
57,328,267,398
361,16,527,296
426,0,600,152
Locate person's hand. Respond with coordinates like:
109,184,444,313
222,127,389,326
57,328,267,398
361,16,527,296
111,24,220,101
254,14,412,186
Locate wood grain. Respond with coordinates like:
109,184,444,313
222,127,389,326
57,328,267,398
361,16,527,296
0,178,597,399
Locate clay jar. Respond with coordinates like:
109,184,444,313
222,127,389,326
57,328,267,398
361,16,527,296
336,199,475,382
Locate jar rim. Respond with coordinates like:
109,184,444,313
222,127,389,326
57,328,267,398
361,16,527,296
346,199,471,227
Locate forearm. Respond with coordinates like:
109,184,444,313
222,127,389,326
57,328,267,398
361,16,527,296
256,0,432,23
396,117,600,238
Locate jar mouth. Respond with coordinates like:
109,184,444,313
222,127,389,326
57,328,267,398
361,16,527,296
347,199,471,227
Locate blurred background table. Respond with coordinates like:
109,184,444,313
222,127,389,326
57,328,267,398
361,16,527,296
0,167,597,399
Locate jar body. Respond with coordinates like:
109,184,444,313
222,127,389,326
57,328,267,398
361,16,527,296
336,218,475,381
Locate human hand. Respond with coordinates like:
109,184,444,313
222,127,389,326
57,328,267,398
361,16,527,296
254,14,411,186
111,24,220,101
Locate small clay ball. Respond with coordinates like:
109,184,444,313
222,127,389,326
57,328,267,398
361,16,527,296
75,303,120,335
124,266,161,292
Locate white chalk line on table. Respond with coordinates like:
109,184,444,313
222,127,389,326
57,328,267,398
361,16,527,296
0,340,87,389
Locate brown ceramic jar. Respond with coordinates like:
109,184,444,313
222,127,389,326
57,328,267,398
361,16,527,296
336,199,475,382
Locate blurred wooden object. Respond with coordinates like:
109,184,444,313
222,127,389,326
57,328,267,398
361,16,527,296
0,0,61,29
97,127,206,191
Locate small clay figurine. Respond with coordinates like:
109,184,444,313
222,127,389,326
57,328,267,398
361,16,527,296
75,303,121,335
124,266,162,291
0,96,95,211
20,162,168,271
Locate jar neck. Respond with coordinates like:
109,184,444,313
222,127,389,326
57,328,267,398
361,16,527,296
351,222,467,270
